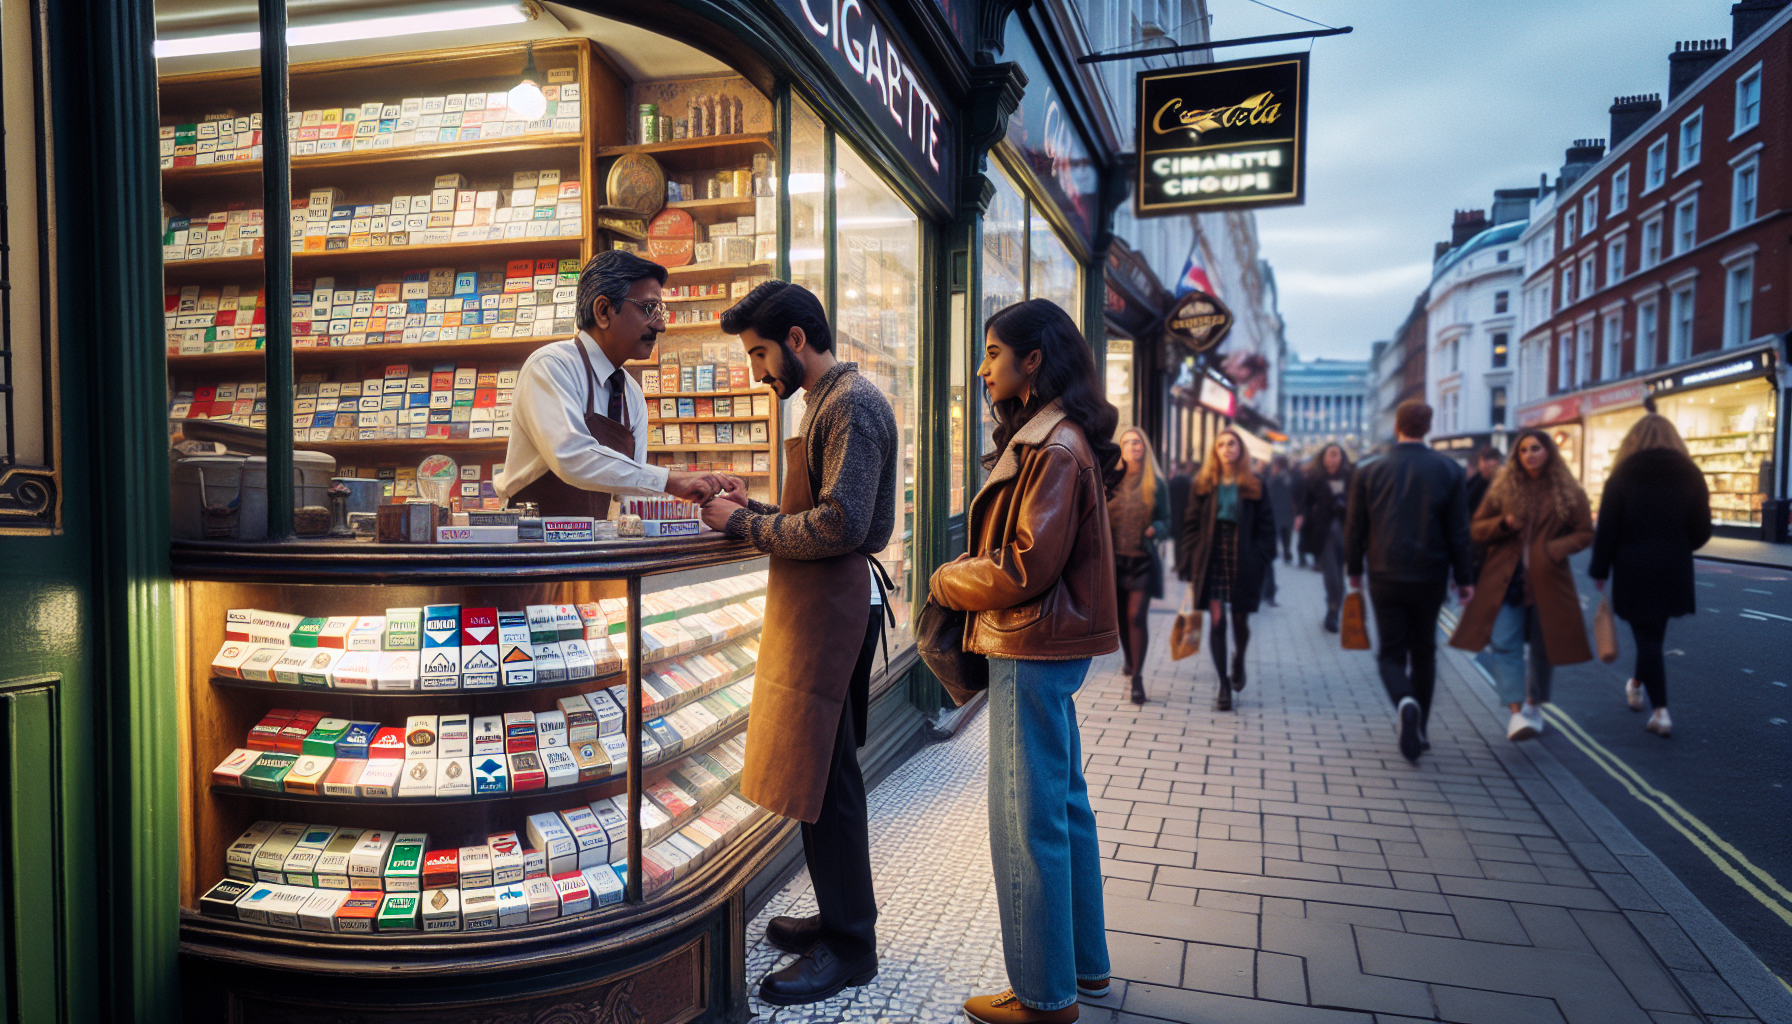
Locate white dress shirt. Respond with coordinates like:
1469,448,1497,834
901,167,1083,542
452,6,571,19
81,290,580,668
499,330,670,501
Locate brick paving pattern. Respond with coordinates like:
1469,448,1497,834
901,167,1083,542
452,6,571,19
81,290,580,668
746,564,1774,1023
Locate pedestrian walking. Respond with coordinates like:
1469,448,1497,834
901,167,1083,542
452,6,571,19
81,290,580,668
1345,401,1475,762
1268,455,1299,564
1167,459,1196,572
1588,408,1711,738
1295,442,1353,633
1259,457,1281,608
1466,445,1504,514
929,298,1119,1023
1448,428,1594,742
1177,428,1277,712
1110,427,1172,704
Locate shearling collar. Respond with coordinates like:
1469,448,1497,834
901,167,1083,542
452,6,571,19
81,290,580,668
967,401,1068,527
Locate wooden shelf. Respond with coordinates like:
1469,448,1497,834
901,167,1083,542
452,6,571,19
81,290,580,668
297,437,508,452
651,444,765,452
647,388,773,399
648,416,769,424
661,321,725,333
168,334,562,372
163,237,581,284
663,294,732,303
664,261,770,279
667,196,758,218
208,670,624,699
161,135,583,184
597,133,774,171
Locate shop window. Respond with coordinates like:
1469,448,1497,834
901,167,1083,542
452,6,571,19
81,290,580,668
1606,238,1625,287
1666,378,1777,527
788,98,827,306
1678,109,1702,170
1490,386,1507,428
1735,64,1762,134
1029,212,1080,319
1491,332,1509,368
1610,166,1629,215
1670,284,1695,362
1601,313,1622,380
1731,158,1758,227
1493,290,1509,314
1725,261,1753,349
1645,137,1667,192
1575,322,1594,387
1673,196,1698,255
977,168,1025,470
1641,216,1663,268
1636,300,1659,371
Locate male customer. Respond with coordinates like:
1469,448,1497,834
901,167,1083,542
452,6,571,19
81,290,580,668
1267,455,1299,565
1345,400,1474,762
502,250,728,511
699,281,898,1005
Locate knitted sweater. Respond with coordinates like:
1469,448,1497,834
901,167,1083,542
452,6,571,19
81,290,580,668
725,362,898,561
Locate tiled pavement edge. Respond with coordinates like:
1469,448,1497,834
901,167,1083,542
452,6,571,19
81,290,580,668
744,564,1790,1023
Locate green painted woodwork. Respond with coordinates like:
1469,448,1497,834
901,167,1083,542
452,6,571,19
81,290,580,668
3,678,66,1024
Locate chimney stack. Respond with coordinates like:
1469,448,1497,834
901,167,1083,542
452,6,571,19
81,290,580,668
1609,94,1662,148
1451,209,1490,248
1669,39,1730,100
1732,0,1789,47
1491,188,1541,225
1558,139,1605,190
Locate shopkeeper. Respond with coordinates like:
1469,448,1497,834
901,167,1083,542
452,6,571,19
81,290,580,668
501,249,729,514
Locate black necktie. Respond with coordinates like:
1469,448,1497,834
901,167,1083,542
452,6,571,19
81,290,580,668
607,368,626,425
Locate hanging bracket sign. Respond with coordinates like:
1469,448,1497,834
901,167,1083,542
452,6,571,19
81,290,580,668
1164,289,1234,353
1136,52,1308,216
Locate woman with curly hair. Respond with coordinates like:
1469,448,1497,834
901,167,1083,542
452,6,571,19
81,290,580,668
1449,429,1594,741
1176,428,1278,712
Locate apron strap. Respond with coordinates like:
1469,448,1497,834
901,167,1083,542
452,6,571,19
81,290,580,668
867,554,896,672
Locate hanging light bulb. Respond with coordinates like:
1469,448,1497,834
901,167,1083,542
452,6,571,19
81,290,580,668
507,42,548,120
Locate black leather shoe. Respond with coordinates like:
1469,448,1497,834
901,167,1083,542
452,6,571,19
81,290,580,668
1130,674,1146,705
1231,654,1246,692
759,943,878,1006
764,914,822,954
1213,682,1233,712
1323,606,1340,633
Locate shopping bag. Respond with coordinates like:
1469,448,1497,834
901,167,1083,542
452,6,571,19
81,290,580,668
1593,598,1619,663
1340,591,1371,650
1169,585,1202,660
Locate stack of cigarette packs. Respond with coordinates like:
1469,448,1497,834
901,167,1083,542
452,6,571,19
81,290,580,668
161,205,266,264
293,171,582,255
205,743,763,932
159,113,262,169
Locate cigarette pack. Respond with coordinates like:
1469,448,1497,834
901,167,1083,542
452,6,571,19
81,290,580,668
487,831,525,884
558,806,609,867
531,643,567,684
404,715,439,758
525,605,558,644
526,812,579,876
384,832,428,890
522,848,547,879
243,609,305,645
275,711,324,753
509,750,546,790
459,606,500,688
368,727,408,758
234,883,279,925
346,616,386,650
224,608,255,642
523,877,560,922
373,650,418,691
460,886,500,930
503,711,537,753
553,871,593,915
316,827,365,887
570,738,611,782
289,617,328,648
436,524,518,543
587,798,629,853
239,645,287,683
212,747,258,787
298,888,351,931
541,747,578,787
336,720,379,759
420,886,461,931
348,830,395,882
436,756,473,796
383,607,423,649
398,757,438,797
598,734,629,769
200,877,257,917
377,892,420,930
317,616,357,648
328,649,376,689
333,891,382,932
459,844,495,888
471,715,505,754
301,718,351,755
495,884,529,927
211,641,261,679
262,884,315,929
552,604,584,640
225,821,281,880
557,695,597,743
472,752,510,793
253,822,310,880
356,757,403,797
438,713,471,757
283,754,334,794
422,848,459,890
243,752,299,792
582,863,625,907
534,709,567,748
575,602,607,640
559,639,598,681
586,689,624,735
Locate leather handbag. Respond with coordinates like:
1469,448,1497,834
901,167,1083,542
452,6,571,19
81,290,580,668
917,596,988,706
1169,584,1202,660
1340,591,1371,650
1594,598,1619,663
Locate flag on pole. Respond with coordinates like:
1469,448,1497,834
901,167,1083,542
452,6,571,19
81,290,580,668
1174,243,1216,298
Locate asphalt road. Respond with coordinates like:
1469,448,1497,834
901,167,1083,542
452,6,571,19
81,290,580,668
1510,550,1792,984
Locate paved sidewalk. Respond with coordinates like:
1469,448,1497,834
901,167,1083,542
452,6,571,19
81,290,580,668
744,563,1786,1023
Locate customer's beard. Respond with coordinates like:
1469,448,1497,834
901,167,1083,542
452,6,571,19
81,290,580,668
762,341,804,399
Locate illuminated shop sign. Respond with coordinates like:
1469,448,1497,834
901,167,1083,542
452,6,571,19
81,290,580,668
1649,348,1775,395
782,0,951,207
1165,289,1234,353
1136,52,1308,216
1198,370,1237,417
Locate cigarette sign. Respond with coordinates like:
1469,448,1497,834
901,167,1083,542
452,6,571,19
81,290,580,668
1137,52,1308,215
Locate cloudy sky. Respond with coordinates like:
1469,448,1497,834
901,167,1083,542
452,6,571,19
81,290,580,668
1202,0,1738,361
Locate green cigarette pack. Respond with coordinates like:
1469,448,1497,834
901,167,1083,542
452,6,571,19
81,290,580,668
376,892,420,930
289,617,329,648
302,718,352,756
242,752,299,792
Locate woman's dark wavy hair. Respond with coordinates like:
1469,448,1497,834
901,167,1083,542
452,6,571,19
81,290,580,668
983,299,1123,494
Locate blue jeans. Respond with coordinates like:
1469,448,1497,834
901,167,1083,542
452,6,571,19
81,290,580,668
987,655,1110,1010
1478,602,1553,705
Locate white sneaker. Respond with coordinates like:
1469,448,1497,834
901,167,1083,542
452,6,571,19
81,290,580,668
1506,711,1537,741
1522,703,1546,736
1625,679,1646,711
1646,708,1672,737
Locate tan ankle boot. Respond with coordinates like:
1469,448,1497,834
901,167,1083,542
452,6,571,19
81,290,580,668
963,989,1079,1023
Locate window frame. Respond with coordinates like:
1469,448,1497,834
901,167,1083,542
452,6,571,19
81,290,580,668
1562,207,1578,244
1560,265,1575,309
1669,283,1695,363
1636,299,1658,371
1731,156,1758,228
1724,259,1754,349
1641,215,1663,268
1673,196,1698,255
1493,290,1509,315
1644,137,1668,192
1491,331,1509,369
1579,253,1597,300
1601,311,1623,381
1610,166,1630,215
1677,108,1703,173
1733,62,1762,136
1606,238,1625,287
1489,385,1507,428
1556,332,1573,393
1575,321,1595,387
1581,189,1599,233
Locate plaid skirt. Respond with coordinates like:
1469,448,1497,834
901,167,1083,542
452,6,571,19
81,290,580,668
1201,520,1239,604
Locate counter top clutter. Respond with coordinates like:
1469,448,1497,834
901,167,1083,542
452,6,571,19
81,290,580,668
200,783,762,933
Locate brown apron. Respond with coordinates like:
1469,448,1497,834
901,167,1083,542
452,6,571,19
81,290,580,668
510,336,637,519
739,433,876,824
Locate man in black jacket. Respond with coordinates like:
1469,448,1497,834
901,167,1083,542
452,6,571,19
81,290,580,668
1345,401,1474,762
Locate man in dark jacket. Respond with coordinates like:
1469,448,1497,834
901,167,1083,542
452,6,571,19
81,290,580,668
1267,456,1298,564
1465,446,1503,514
1345,401,1474,762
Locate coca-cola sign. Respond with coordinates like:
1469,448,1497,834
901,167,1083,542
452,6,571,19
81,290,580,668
1137,52,1308,215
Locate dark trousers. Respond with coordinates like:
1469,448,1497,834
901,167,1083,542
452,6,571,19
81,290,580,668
1629,617,1669,709
1262,557,1278,603
1367,578,1447,728
801,609,883,961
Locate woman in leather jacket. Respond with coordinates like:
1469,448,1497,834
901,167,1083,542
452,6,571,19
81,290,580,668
930,299,1121,1024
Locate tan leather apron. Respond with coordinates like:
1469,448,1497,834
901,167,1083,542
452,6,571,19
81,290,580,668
739,433,874,824
511,336,635,518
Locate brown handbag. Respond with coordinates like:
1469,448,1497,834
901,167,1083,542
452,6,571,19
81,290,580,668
1340,591,1371,650
1169,584,1202,660
1594,598,1619,663
917,597,988,706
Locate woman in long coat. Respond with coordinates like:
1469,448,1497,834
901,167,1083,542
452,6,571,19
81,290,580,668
1177,428,1277,712
1449,428,1594,741
1588,409,1711,737
1294,442,1353,632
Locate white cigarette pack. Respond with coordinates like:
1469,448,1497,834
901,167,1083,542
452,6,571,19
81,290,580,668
317,616,357,648
212,747,258,787
523,877,560,922
531,643,566,684
210,641,261,679
436,756,473,797
471,715,505,754
420,886,461,931
559,639,598,681
239,645,288,683
534,710,567,748
330,650,377,690
398,757,438,797
487,831,525,885
582,864,625,907
522,848,547,879
348,831,395,881
373,650,419,691
356,758,403,797
553,871,592,915
541,747,578,787
497,611,535,686
254,822,309,881
235,883,280,925
226,820,280,880
346,616,386,650
263,884,314,929
472,752,509,794
525,812,579,877
437,713,471,757
556,694,597,743
587,797,629,853
283,824,338,885
420,646,461,691
495,885,529,927
298,888,351,931
459,844,494,889
586,689,624,735
404,715,439,758
316,828,365,888
461,886,500,930
558,806,608,867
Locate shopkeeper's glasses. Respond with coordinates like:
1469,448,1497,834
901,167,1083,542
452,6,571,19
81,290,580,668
619,297,669,322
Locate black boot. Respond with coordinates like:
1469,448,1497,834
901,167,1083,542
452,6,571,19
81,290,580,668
764,914,823,954
1231,651,1246,692
758,942,879,1006
1323,604,1339,633
1130,673,1146,705
1213,678,1233,712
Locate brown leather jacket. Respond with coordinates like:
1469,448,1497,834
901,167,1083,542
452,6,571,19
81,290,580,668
929,402,1120,660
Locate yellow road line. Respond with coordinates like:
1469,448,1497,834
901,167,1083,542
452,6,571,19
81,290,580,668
1540,705,1792,928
